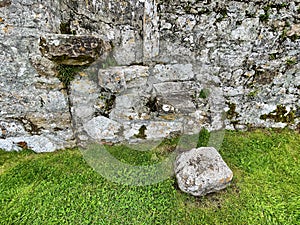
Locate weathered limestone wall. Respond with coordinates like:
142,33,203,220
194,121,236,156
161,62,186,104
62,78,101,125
0,0,299,152
0,0,74,152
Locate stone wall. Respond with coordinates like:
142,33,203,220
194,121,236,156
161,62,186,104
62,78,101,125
0,0,299,152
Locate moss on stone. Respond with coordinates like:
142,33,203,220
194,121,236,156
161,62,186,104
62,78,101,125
290,34,300,41
269,53,277,60
215,9,228,22
96,90,116,118
270,3,287,10
260,105,296,123
183,4,191,13
134,125,147,139
198,89,210,99
146,97,160,113
247,90,259,98
253,69,277,85
259,4,274,22
56,64,85,88
60,21,76,35
226,102,239,120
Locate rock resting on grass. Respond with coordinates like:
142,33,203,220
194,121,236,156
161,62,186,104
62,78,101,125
174,147,233,196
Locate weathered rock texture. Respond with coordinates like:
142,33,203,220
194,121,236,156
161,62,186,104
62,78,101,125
0,0,299,152
175,147,233,196
39,34,111,65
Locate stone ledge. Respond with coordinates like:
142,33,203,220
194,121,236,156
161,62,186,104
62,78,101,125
39,34,111,65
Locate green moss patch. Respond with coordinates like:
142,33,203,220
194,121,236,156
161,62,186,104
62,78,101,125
226,102,239,120
134,125,147,139
56,64,85,88
198,89,210,99
260,105,296,123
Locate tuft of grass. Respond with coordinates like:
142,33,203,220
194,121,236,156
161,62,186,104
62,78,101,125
286,58,297,66
198,89,210,99
0,129,299,224
56,64,85,88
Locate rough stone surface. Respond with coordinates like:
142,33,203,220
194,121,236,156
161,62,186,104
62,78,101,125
0,135,59,153
39,34,111,65
83,116,123,142
175,147,233,196
0,0,299,152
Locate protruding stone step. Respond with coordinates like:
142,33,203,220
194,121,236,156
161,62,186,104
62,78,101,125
39,34,111,65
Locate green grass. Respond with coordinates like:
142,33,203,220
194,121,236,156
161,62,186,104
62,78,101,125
0,129,299,224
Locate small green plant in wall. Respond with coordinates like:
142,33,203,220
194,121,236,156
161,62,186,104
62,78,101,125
269,53,277,60
198,88,210,99
56,64,86,88
259,5,270,22
286,57,297,66
247,89,259,98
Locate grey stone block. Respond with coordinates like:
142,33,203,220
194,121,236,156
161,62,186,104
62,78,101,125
175,147,233,196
